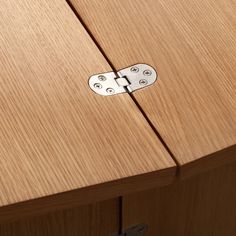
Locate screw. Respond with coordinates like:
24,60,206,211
139,79,148,85
106,88,115,94
98,75,106,81
130,67,139,73
94,83,102,89
143,70,152,76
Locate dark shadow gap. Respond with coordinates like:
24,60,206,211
65,0,117,73
118,196,123,234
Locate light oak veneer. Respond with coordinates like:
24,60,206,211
0,0,176,220
70,0,236,176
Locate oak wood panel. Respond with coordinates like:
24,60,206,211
70,0,236,175
0,169,175,223
123,161,236,236
0,199,119,236
0,0,176,220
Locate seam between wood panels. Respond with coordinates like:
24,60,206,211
64,0,180,168
129,93,180,168
65,0,117,73
65,0,180,168
65,0,179,232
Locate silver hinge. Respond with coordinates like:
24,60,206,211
113,224,148,236
89,64,157,96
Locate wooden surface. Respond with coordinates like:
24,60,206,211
123,161,236,236
0,0,176,219
0,199,119,236
71,0,236,175
0,169,176,223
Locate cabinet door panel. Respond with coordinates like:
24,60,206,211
0,199,119,236
123,162,236,236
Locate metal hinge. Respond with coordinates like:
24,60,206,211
113,224,148,236
89,64,157,96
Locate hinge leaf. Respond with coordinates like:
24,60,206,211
89,64,157,96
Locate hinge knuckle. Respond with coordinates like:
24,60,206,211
116,77,130,87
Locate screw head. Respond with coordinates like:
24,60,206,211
139,79,148,85
106,88,115,94
130,67,139,73
94,83,102,89
143,70,152,76
98,75,106,81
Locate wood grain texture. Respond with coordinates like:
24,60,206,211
0,169,175,223
123,161,236,236
70,0,236,175
0,0,176,219
0,199,119,236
